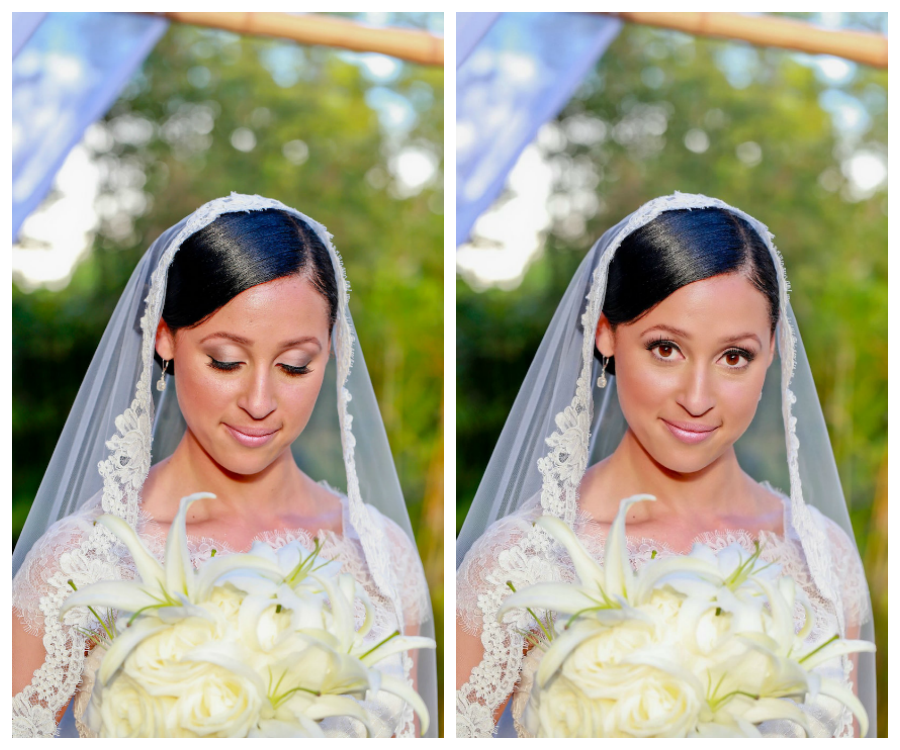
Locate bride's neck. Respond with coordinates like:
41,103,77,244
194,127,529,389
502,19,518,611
141,430,315,525
580,428,755,523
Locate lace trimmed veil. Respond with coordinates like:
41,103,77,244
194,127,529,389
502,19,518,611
455,192,875,737
12,193,438,737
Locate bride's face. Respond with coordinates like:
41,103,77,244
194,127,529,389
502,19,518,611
596,272,776,475
155,274,331,476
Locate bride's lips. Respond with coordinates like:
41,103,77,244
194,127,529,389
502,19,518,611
663,419,719,445
224,424,280,447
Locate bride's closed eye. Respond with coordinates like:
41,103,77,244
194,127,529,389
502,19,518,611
206,356,312,376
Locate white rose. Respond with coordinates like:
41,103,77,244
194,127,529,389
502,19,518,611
560,620,658,699
169,666,264,737
536,674,606,738
96,672,170,737
122,615,224,695
207,584,246,620
607,667,703,737
642,587,683,621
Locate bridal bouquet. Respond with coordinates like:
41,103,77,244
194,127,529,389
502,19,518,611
500,495,874,738
60,493,434,738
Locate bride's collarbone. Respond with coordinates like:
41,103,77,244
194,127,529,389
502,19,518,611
576,467,785,548
137,478,344,549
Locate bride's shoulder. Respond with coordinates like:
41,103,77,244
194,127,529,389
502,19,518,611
12,492,107,633
458,494,543,575
15,492,106,566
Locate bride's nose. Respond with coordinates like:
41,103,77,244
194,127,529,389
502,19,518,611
237,367,278,420
676,363,716,417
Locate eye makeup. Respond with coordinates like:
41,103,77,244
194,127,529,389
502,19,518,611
644,339,756,370
206,356,312,376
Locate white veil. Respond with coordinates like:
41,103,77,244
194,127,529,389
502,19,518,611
13,193,437,737
456,192,874,737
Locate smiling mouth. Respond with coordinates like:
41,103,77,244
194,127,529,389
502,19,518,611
226,423,278,437
661,419,720,445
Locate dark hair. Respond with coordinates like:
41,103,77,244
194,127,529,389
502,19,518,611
157,208,338,372
599,207,779,375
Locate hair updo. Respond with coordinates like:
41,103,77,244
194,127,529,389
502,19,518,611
157,208,338,373
599,207,780,375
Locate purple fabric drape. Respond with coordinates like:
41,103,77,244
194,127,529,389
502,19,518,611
456,12,621,246
12,12,168,241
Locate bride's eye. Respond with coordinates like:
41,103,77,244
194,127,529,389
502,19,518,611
646,339,756,370
719,348,755,369
646,339,682,361
206,354,312,375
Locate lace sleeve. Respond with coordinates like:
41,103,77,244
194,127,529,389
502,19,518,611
12,496,119,737
814,511,871,630
457,507,542,637
380,516,431,630
456,501,555,738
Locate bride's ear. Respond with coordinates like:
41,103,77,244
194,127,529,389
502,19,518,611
155,318,176,361
595,313,615,358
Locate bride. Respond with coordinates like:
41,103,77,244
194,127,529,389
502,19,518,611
456,193,875,737
12,193,437,737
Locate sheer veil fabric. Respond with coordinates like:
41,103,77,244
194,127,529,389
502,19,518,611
12,193,438,737
455,192,875,737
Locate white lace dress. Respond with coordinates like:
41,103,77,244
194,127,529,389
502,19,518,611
456,485,870,738
12,485,431,738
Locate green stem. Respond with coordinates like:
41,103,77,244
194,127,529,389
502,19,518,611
709,689,760,711
361,630,400,660
68,579,116,642
506,581,553,643
271,685,321,709
798,633,839,664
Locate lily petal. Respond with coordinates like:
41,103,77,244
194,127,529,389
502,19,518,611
195,554,283,601
634,556,721,603
378,673,430,736
734,697,811,735
799,638,876,671
313,573,354,649
536,516,606,591
305,695,376,736
535,620,601,688
98,618,168,684
605,495,655,601
359,635,436,667
95,514,165,591
181,642,268,696
818,676,869,737
165,493,215,600
249,719,322,738
499,584,602,619
60,581,163,618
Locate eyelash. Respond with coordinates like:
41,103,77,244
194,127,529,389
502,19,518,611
207,357,312,376
644,339,756,369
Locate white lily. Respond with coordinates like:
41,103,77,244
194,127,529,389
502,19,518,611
61,494,284,628
304,572,436,734
501,494,876,738
59,491,435,737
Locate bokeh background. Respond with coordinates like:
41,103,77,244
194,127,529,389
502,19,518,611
456,12,887,736
12,12,445,735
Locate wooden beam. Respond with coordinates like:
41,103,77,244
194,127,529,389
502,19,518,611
141,12,443,67
600,12,886,69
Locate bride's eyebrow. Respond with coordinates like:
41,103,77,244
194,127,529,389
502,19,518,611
639,325,760,346
198,332,322,348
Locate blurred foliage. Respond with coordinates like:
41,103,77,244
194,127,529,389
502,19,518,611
457,18,886,736
12,17,444,735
